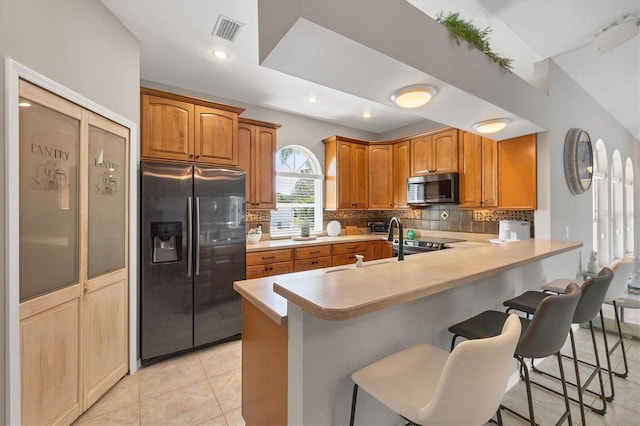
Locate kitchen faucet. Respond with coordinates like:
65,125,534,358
387,217,404,261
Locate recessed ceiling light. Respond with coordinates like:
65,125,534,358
212,49,229,60
18,101,32,107
362,112,372,119
307,96,318,103
472,118,511,134
390,85,437,108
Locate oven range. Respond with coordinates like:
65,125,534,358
392,237,466,256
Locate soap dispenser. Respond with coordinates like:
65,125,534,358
355,254,364,268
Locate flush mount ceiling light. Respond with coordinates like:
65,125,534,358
212,49,229,60
594,14,640,54
361,111,372,119
472,118,511,134
307,96,318,103
390,85,437,108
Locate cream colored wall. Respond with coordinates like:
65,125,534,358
0,0,140,422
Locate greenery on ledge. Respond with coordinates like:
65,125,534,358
436,12,513,72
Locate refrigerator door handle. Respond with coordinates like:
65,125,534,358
187,197,193,277
195,196,201,276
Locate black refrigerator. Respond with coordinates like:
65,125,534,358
140,160,246,364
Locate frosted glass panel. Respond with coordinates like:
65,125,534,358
88,124,126,278
20,100,79,301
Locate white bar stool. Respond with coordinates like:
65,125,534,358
349,314,521,426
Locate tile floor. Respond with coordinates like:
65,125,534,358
73,339,244,426
73,327,639,425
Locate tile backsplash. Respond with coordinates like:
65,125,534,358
248,206,534,238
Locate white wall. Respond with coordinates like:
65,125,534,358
0,0,140,421
533,60,638,270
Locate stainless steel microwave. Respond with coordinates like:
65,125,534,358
407,173,459,206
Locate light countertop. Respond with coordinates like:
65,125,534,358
245,230,497,252
234,238,582,325
245,234,386,252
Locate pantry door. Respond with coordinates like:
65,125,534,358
83,111,129,409
18,80,129,424
19,79,84,426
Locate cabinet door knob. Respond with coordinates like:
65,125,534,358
189,154,194,158
195,155,200,159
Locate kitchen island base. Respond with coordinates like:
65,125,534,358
235,239,583,425
287,266,537,425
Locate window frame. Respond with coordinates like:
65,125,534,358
270,145,324,238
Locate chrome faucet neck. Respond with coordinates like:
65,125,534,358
387,217,404,261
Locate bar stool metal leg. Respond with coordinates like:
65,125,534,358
349,384,358,426
530,323,608,421
606,300,629,378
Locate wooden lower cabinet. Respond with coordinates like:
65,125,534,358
246,249,293,279
368,240,393,261
241,298,287,426
294,245,332,272
248,241,394,276
332,242,368,266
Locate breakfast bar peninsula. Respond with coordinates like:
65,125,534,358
233,238,582,425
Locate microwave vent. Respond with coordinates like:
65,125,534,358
212,15,244,42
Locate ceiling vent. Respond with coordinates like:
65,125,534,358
212,15,244,42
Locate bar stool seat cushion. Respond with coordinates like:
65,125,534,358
351,314,521,425
541,278,582,294
448,310,529,341
352,344,449,423
504,291,551,315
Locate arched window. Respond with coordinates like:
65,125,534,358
611,151,624,260
593,139,610,265
270,145,323,237
624,157,635,256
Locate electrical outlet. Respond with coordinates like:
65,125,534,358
565,226,569,239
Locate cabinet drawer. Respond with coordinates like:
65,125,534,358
332,254,362,267
247,249,292,266
294,257,332,272
332,242,368,256
265,261,293,277
246,261,293,278
294,245,332,260
246,265,266,279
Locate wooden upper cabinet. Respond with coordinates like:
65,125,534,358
140,88,244,165
499,134,537,210
141,94,194,162
482,137,499,207
393,141,410,208
459,131,497,209
410,128,458,176
194,105,238,165
238,118,279,209
323,136,368,210
238,124,252,200
368,144,393,209
410,135,434,175
337,142,354,210
433,129,459,173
